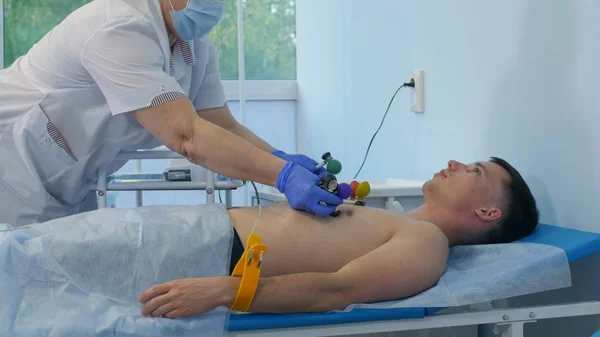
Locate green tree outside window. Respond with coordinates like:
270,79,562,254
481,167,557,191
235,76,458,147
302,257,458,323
2,0,296,80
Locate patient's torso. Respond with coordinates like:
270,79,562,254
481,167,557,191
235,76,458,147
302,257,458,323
228,204,438,277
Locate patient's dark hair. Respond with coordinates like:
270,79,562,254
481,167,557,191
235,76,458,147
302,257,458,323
485,157,539,244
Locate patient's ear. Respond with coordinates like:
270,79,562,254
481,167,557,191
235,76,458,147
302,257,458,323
475,207,502,222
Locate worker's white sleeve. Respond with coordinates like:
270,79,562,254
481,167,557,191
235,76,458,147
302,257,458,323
81,16,185,116
193,42,227,111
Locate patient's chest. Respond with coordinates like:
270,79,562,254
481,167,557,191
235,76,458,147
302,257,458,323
229,205,414,277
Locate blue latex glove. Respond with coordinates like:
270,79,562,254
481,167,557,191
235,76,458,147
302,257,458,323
276,162,343,216
272,150,327,177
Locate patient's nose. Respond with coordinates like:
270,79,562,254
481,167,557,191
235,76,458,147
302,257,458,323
448,160,458,171
448,160,465,172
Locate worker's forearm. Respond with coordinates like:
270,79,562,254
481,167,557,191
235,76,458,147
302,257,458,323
224,273,349,314
184,118,285,187
227,123,276,153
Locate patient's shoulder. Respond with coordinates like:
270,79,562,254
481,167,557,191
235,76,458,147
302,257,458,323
380,220,449,296
391,215,449,247
415,221,449,256
414,220,448,245
395,220,449,269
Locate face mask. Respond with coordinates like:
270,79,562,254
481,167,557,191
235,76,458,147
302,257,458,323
168,0,225,41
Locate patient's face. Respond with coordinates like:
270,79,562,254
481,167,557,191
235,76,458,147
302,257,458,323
423,160,510,218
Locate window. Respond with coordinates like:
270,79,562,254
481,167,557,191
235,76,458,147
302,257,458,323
3,0,297,81
2,0,92,68
210,0,296,80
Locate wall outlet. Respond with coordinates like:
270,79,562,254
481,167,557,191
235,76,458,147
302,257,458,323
410,70,425,113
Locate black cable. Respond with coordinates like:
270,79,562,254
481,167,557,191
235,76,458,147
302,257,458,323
353,79,415,180
241,180,261,205
250,181,260,205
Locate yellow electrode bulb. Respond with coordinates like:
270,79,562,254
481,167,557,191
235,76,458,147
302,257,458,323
356,182,371,200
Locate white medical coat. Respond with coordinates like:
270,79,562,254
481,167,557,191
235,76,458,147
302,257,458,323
0,0,226,226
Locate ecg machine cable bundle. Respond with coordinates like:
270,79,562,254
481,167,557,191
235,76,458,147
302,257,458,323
353,78,415,180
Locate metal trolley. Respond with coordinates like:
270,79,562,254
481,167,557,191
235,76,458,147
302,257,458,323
93,147,244,209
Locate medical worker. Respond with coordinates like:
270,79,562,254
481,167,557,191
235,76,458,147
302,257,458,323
0,0,342,227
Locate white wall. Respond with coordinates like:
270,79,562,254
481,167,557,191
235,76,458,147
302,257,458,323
297,0,600,233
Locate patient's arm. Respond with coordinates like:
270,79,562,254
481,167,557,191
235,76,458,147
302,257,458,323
139,225,448,318
243,225,449,313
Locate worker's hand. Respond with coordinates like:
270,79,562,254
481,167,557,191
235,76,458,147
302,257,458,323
139,277,231,318
276,162,343,216
272,150,327,177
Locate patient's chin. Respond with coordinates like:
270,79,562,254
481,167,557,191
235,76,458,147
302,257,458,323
421,181,436,196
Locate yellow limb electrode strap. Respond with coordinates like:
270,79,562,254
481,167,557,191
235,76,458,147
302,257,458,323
230,234,267,312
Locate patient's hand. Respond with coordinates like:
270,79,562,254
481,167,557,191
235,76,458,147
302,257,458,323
139,277,234,318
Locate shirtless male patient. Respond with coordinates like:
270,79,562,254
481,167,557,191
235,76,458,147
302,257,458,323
139,157,539,319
